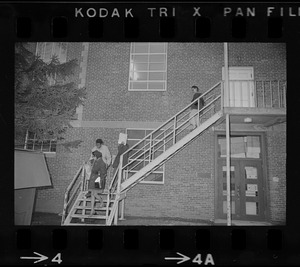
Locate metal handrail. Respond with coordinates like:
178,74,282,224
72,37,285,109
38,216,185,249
108,165,119,191
107,82,222,225
124,81,222,160
61,164,84,224
122,93,222,175
66,181,82,207
223,79,286,108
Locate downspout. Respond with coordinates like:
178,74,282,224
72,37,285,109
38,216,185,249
224,43,232,226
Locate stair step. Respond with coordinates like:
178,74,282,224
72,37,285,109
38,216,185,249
81,191,116,195
78,197,115,202
73,206,111,211
64,222,106,226
71,214,107,219
79,196,116,199
75,201,115,207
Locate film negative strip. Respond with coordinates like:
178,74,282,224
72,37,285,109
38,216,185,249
1,0,300,266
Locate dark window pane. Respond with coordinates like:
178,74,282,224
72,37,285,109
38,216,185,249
28,132,35,139
127,130,146,139
154,150,163,158
145,130,153,136
129,160,144,171
26,140,34,150
50,141,57,152
144,173,163,182
152,130,164,139
42,140,50,151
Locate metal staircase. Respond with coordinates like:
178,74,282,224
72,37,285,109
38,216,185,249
61,81,224,226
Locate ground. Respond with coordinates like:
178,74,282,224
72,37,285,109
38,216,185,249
31,212,212,226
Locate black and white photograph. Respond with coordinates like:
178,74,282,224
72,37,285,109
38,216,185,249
14,42,286,226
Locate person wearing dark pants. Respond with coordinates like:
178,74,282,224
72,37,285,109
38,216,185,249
88,151,107,215
189,85,204,129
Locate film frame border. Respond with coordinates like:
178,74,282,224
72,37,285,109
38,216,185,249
1,1,300,265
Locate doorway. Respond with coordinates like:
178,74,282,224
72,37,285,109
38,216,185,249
216,134,266,221
222,67,255,107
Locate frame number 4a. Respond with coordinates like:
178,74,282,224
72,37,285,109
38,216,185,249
192,254,215,265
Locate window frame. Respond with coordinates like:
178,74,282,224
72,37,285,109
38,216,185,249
24,131,57,155
128,43,168,92
217,134,262,159
126,128,165,185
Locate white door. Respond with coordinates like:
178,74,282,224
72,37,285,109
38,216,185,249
222,67,255,107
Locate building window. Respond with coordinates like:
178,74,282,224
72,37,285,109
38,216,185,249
129,43,167,91
24,131,57,153
36,42,68,85
218,135,261,159
20,42,66,154
36,42,67,64
126,128,165,184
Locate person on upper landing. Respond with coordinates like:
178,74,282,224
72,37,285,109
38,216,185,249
90,139,112,169
191,85,204,110
189,85,204,129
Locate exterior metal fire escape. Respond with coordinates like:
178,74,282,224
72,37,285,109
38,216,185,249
61,81,224,225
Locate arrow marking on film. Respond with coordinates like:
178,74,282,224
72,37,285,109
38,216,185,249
20,252,48,264
165,252,190,264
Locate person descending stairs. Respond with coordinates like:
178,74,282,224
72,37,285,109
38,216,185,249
62,81,224,225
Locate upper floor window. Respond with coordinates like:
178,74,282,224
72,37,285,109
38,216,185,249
36,42,68,85
129,43,167,91
36,42,67,64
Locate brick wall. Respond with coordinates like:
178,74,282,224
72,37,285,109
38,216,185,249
125,130,215,221
83,43,224,122
34,42,286,223
266,124,286,224
229,43,286,80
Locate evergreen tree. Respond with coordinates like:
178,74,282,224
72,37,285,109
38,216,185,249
15,43,86,150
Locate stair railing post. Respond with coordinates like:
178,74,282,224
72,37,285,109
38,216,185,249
221,82,224,111
149,133,152,162
114,155,123,225
61,191,68,225
283,82,286,108
198,97,200,124
173,116,176,145
120,193,125,220
277,81,280,108
225,114,232,226
81,162,85,192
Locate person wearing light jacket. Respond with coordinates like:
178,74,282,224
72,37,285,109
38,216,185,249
90,138,112,169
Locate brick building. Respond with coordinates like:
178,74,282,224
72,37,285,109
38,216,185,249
23,42,286,225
